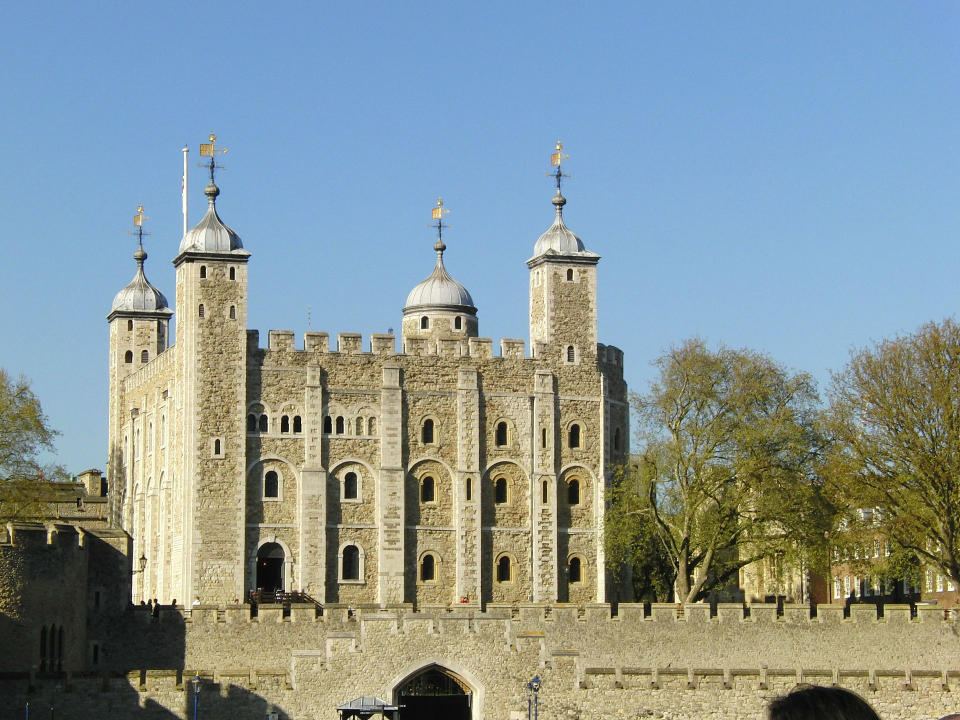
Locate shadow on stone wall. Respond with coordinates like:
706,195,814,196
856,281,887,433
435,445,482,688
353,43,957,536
0,526,295,720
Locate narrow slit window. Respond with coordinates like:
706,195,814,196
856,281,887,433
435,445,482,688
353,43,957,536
566,268,574,281
343,472,358,500
567,345,575,362
420,316,429,330
421,476,435,503
141,350,149,363
342,545,359,580
496,556,511,582
127,319,133,331
198,304,205,318
264,471,279,498
229,305,236,320
199,266,206,279
213,438,221,455
420,554,435,581
229,267,236,280
455,316,462,330
541,428,547,449
465,477,472,501
542,480,548,504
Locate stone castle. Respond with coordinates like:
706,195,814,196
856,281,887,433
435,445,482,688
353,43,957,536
105,148,628,609
2,146,958,720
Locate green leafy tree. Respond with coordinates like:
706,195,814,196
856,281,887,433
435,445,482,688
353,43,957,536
825,318,960,589
0,368,67,520
605,462,675,602
623,338,829,604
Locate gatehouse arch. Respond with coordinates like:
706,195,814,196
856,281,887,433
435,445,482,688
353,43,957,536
390,662,481,720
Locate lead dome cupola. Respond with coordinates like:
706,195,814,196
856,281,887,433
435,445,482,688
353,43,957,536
177,181,246,255
404,237,476,313
109,208,172,318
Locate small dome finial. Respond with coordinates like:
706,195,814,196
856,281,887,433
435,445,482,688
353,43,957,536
130,204,150,262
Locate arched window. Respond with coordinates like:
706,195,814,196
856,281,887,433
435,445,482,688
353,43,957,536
420,316,429,330
465,477,472,501
281,415,290,433
124,350,133,364
323,416,332,434
229,305,236,320
421,418,434,444
213,439,221,455
264,471,279,498
494,477,508,504
567,268,574,281
293,416,302,433
356,417,363,435
496,555,512,583
568,424,581,449
420,554,436,582
198,304,205,318
199,266,206,279
569,556,582,583
127,319,133,331
141,350,149,363
336,416,345,434
259,415,268,433
247,414,257,432
614,427,621,452
567,479,580,505
567,345,575,362
343,472,358,500
542,480,548,504
229,267,236,280
495,421,508,447
342,545,360,580
421,476,435,503
368,417,376,435
454,316,462,330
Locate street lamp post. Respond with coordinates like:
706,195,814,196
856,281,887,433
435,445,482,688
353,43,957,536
192,674,200,720
526,675,541,720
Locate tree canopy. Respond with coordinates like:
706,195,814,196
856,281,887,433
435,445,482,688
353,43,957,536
0,368,66,519
610,338,829,604
825,318,960,589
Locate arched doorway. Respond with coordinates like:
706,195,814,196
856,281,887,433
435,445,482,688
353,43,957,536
256,542,284,592
395,665,470,720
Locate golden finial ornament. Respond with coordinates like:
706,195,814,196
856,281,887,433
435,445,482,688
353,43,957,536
198,132,228,185
431,196,450,221
551,140,569,167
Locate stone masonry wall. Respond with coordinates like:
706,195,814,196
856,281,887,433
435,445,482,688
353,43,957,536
3,602,958,720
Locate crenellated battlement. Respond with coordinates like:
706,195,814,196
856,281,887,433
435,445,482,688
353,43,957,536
247,329,625,367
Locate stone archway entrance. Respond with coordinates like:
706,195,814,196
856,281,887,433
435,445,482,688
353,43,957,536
256,542,284,592
395,665,471,720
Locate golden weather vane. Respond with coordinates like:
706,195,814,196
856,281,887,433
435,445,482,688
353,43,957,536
547,140,571,196
430,197,451,245
198,132,228,183
128,204,151,250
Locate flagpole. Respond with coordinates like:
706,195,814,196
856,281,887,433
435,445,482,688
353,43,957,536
182,145,189,237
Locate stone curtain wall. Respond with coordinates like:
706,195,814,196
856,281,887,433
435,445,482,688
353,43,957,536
2,602,959,720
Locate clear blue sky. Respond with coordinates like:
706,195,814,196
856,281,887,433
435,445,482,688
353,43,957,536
1,2,958,472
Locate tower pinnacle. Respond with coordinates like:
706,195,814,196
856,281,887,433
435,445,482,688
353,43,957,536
430,196,450,253
547,140,571,213
198,132,228,201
